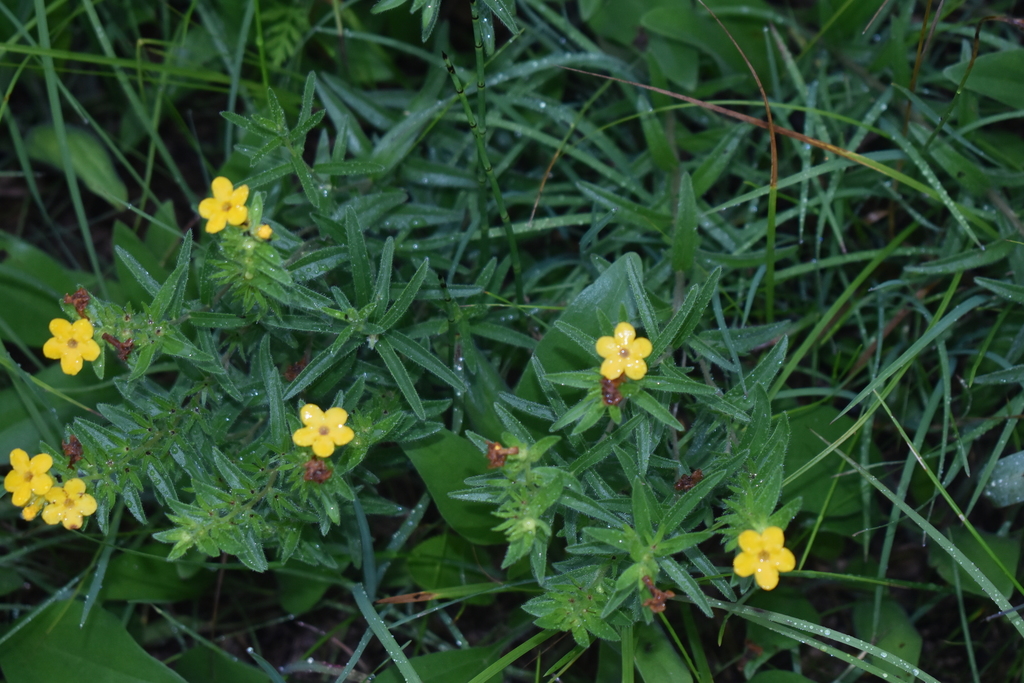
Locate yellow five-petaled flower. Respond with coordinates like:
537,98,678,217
292,404,355,458
4,449,54,507
43,318,101,376
198,176,249,234
41,478,97,531
595,322,653,381
733,526,796,591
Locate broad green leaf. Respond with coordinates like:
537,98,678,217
175,647,270,683
407,534,494,606
632,622,692,683
100,545,213,602
853,599,922,683
744,588,821,678
930,526,1020,599
375,646,502,683
402,430,505,545
944,49,1024,109
785,405,865,518
0,600,188,683
25,124,127,206
984,450,1024,507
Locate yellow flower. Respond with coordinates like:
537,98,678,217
198,176,249,233
733,526,796,590
255,224,273,240
43,318,101,376
22,495,45,521
292,404,355,457
4,449,54,507
41,478,97,530
595,322,653,381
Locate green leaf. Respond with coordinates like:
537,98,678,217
387,330,466,392
744,588,821,677
101,545,213,602
903,240,1010,275
313,160,386,176
975,276,1024,305
944,49,1024,109
0,600,188,683
632,622,693,683
785,405,866,518
374,647,502,683
344,207,372,308
150,234,192,320
631,391,682,432
258,337,287,449
853,598,923,683
576,181,671,234
25,125,127,206
402,430,505,545
517,254,638,407
376,336,426,420
407,534,494,606
175,647,271,683
930,527,1020,599
479,0,519,34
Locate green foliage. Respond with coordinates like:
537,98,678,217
4,0,1024,680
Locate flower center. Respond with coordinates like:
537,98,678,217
63,497,75,509
318,426,331,436
618,348,630,358
222,201,233,212
758,550,771,562
23,472,33,483
67,339,78,349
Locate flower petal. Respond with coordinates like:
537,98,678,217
774,547,796,573
76,493,98,516
4,470,21,494
630,337,652,359
211,176,234,201
205,214,227,234
226,205,248,226
29,453,53,475
623,358,648,380
323,407,349,428
737,529,764,554
733,551,757,577
42,504,62,526
9,448,29,471
293,426,317,447
614,322,636,344
761,526,785,552
198,197,220,219
60,352,84,376
29,472,53,496
754,566,780,590
64,479,87,496
49,318,73,339
334,425,355,447
230,185,249,206
595,336,619,359
42,338,64,360
600,358,625,380
80,339,101,362
300,404,325,426
312,437,335,457
71,319,95,341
